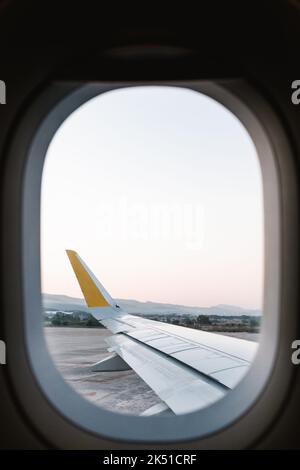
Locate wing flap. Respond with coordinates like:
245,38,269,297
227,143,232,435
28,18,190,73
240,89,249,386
123,323,256,388
106,334,226,414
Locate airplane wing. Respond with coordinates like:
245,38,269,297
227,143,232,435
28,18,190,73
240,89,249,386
66,250,258,415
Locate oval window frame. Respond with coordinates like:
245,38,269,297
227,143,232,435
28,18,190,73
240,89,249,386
2,79,297,447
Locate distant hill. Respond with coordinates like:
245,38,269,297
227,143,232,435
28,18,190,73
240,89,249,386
42,293,261,317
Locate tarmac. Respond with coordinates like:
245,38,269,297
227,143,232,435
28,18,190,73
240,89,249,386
44,327,163,415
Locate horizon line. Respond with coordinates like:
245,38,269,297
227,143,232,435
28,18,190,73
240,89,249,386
42,292,262,312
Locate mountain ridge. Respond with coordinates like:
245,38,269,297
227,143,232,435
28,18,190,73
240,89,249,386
43,293,261,317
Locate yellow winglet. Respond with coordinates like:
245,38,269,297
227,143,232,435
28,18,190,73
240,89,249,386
66,250,110,308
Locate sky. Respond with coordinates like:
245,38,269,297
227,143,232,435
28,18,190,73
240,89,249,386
41,86,263,310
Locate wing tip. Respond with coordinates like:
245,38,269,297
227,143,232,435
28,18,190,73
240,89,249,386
65,249,112,308
66,249,77,257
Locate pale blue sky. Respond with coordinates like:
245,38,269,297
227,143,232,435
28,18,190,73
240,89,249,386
41,86,263,309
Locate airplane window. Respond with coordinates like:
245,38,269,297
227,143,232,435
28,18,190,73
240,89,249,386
41,85,263,417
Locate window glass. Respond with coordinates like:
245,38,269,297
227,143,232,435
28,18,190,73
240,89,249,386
41,86,263,416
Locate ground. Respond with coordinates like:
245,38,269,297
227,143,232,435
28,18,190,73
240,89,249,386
44,327,259,415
